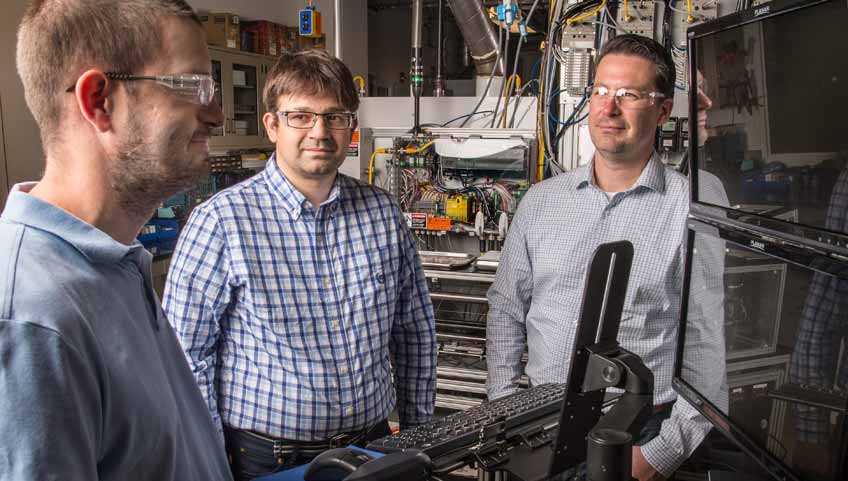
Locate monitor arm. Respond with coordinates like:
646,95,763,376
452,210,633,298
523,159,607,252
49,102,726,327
582,342,655,481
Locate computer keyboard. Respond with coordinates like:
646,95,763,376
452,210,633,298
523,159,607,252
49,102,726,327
367,383,567,460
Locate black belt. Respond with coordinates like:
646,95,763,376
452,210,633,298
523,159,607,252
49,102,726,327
224,420,390,466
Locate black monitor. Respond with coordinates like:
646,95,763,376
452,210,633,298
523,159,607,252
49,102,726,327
674,217,848,481
687,0,848,255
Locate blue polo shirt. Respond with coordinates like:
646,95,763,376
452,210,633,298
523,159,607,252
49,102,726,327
0,184,232,481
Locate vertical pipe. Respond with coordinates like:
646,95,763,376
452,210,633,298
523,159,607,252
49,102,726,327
410,0,424,133
434,0,446,96
334,0,342,60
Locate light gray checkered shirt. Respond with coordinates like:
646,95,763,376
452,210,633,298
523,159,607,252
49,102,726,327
487,153,714,476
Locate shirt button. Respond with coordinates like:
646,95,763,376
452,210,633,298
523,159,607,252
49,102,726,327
324,278,332,287
340,365,349,374
345,407,354,416
332,320,340,328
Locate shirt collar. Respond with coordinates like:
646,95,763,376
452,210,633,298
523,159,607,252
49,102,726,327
263,154,343,219
1,182,147,265
576,151,667,194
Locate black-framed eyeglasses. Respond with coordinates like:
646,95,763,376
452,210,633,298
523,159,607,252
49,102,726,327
65,72,217,106
586,85,666,110
276,110,356,130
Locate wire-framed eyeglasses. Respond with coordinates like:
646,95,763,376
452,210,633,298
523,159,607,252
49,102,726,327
276,111,357,130
65,73,217,106
586,85,666,109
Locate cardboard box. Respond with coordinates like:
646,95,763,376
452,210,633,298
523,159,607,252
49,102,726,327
201,12,240,50
298,34,326,50
241,20,278,56
282,26,299,53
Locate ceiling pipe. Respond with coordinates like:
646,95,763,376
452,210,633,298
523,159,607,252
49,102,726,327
448,0,504,77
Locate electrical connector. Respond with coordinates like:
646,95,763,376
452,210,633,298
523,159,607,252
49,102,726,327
497,1,518,26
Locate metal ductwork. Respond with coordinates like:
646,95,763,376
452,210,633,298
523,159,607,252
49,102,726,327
448,0,504,76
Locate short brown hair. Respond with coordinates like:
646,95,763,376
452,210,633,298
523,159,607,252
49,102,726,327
597,34,675,99
263,48,359,114
16,0,200,149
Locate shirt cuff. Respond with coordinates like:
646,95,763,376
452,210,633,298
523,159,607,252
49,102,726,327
640,435,685,477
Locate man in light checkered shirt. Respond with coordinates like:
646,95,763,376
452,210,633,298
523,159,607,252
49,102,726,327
164,49,437,481
487,35,716,481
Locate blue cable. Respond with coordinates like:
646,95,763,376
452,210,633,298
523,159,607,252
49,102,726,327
548,90,588,126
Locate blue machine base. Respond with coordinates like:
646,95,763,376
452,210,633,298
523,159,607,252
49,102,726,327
253,446,385,481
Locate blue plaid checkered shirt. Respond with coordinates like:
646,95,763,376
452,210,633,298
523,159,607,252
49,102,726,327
163,157,437,441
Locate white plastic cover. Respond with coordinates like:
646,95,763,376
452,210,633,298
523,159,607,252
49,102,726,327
433,137,526,159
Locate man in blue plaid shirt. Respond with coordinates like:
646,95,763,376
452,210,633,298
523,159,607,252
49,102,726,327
163,49,437,481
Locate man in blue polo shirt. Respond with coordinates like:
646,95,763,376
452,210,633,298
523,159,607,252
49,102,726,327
0,1,230,480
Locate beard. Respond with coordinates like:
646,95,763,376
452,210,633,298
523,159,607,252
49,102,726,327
109,116,209,219
296,139,344,178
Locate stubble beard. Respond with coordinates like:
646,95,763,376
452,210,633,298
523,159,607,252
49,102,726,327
110,117,208,220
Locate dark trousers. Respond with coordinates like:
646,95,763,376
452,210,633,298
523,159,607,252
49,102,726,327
224,420,391,481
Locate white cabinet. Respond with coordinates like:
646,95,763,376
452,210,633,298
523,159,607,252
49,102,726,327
209,47,276,149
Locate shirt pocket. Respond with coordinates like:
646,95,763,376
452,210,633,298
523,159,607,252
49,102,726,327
345,247,395,328
251,298,317,353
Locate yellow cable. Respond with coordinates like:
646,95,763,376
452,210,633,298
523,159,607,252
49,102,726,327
536,41,545,181
500,74,523,128
352,76,365,90
536,46,545,182
567,0,607,25
505,74,522,92
404,140,434,154
368,148,388,185
623,0,631,21
685,0,695,23
369,141,434,185
501,75,515,128
538,105,544,181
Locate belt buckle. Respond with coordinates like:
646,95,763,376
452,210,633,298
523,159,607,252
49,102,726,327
329,433,353,448
272,441,286,466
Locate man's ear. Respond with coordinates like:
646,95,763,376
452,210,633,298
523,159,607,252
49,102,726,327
656,98,673,126
72,70,113,133
263,112,279,142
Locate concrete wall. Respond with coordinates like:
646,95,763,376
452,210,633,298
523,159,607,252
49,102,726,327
368,8,413,96
339,0,369,80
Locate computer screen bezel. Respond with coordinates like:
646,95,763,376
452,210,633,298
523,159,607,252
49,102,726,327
673,217,848,481
686,0,848,257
